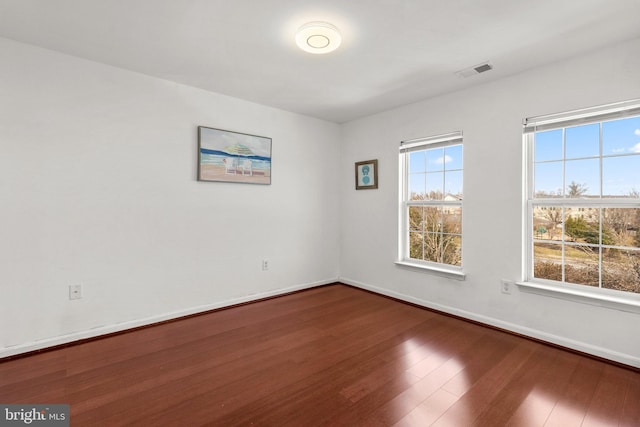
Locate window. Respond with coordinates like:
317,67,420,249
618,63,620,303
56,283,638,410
398,132,463,276
524,100,640,296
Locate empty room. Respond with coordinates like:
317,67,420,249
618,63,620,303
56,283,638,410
1,1,640,425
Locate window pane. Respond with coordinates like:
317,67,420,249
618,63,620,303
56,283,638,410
533,242,563,281
565,158,599,197
409,151,426,173
602,249,640,294
535,129,563,162
443,206,461,234
564,245,599,287
602,116,640,156
533,209,547,240
444,170,463,198
443,235,461,266
409,173,425,200
603,208,640,248
602,155,640,197
408,206,423,231
566,123,599,159
423,207,442,233
564,207,600,244
409,232,423,260
444,145,463,170
425,172,444,200
423,232,441,263
533,206,562,240
426,148,444,172
534,161,563,197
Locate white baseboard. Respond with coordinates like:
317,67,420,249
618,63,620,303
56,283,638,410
340,277,640,369
1,278,337,359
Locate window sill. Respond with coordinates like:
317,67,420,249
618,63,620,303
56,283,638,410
395,260,466,281
516,281,640,314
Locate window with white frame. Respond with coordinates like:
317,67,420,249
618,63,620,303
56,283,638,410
399,132,463,272
524,100,640,295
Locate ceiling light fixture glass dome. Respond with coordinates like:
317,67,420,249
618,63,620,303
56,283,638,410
295,21,342,54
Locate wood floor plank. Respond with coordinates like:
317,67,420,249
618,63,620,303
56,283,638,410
439,329,521,398
620,372,640,427
355,325,515,426
474,345,579,426
393,388,459,426
504,350,579,426
543,357,605,427
581,363,628,427
430,339,538,426
1,284,638,426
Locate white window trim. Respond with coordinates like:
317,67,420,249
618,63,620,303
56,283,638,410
397,131,465,279
516,280,640,314
522,99,640,312
394,260,466,280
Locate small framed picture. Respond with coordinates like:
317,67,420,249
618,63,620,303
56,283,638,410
355,159,378,190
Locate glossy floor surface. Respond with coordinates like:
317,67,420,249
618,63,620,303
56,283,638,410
1,284,639,426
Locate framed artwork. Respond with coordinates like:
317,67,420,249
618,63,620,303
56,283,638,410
198,126,272,185
355,159,378,190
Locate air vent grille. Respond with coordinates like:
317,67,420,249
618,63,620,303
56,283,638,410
455,62,493,78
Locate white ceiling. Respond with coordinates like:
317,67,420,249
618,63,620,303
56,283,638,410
1,0,639,123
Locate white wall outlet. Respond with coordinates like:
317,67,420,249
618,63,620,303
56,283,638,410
69,284,82,300
262,259,269,271
500,280,512,295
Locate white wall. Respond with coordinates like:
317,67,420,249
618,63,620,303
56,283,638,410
339,37,640,367
0,38,341,356
3,33,639,367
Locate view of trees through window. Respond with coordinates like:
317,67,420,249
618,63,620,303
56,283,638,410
533,206,640,293
530,113,640,294
409,203,462,266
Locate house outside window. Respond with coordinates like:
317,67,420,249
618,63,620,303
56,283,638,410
398,132,463,277
524,100,640,296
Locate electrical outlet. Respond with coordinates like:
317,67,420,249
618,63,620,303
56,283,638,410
262,259,269,271
500,280,512,295
69,284,82,300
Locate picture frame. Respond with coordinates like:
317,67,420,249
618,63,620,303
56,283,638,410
355,159,378,190
198,126,272,185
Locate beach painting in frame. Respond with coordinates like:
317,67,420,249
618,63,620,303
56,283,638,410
198,126,272,184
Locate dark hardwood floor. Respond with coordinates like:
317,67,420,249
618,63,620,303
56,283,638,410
1,284,639,426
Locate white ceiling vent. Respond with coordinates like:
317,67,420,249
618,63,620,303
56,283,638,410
455,62,493,78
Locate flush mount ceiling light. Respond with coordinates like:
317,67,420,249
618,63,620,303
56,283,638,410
295,21,342,54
